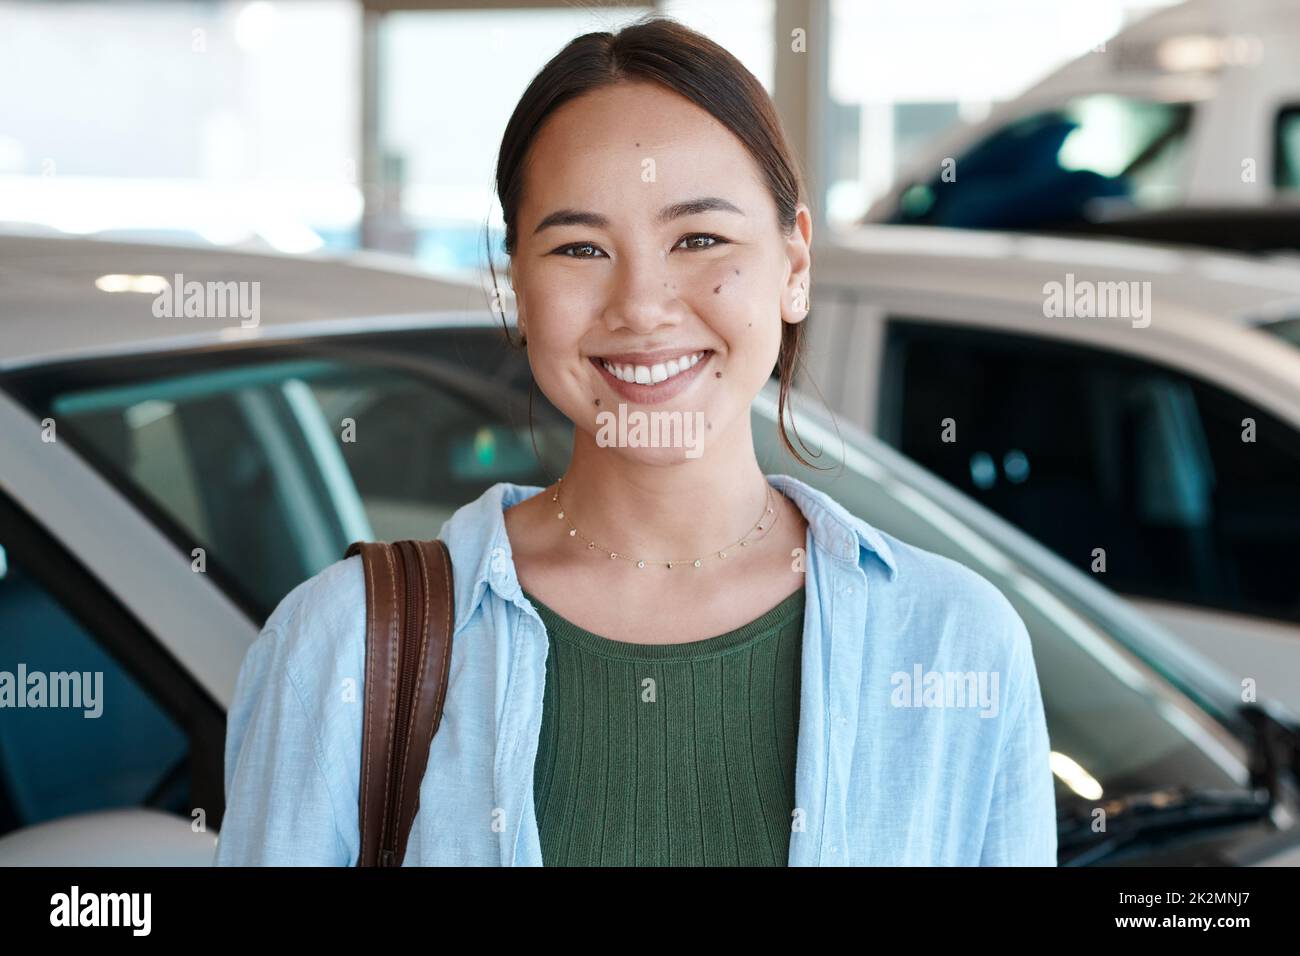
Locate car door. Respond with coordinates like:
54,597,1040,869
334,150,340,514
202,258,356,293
870,316,1300,710
0,493,225,864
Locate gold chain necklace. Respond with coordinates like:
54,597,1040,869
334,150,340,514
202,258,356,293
550,476,779,569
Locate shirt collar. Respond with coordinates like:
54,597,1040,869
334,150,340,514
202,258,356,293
766,473,898,578
439,481,536,633
440,475,899,632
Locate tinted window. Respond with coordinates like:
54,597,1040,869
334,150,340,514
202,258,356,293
880,320,1300,623
892,95,1192,229
10,330,571,621
0,545,188,835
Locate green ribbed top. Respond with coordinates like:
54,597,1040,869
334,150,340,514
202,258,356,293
523,586,805,867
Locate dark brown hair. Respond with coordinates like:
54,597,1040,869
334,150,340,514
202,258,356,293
486,14,819,466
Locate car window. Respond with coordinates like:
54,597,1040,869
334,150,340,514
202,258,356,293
308,371,564,541
12,330,571,621
879,319,1300,624
0,543,189,836
892,95,1193,230
1276,104,1300,192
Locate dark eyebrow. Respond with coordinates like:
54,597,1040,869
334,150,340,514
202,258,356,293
656,196,745,222
532,196,744,235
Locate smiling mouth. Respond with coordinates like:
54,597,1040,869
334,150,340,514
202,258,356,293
596,350,710,385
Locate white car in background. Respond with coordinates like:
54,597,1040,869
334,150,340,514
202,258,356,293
1,235,1297,866
805,224,1300,711
864,0,1300,253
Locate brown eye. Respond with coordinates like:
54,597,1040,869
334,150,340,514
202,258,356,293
557,242,604,258
677,234,726,251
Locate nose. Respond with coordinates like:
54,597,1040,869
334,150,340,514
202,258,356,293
601,247,682,335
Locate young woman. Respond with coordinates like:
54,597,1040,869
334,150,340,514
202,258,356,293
215,16,1056,867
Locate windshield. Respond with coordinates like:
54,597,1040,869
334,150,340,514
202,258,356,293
891,94,1193,230
3,325,1251,822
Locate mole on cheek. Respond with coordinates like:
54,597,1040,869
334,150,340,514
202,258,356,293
594,398,601,406
714,371,722,378
734,269,740,275
713,284,722,294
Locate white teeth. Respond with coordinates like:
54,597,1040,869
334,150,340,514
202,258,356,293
600,351,706,385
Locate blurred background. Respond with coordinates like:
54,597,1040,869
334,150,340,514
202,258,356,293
1,0,1222,269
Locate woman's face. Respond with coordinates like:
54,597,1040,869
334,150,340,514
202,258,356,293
510,80,811,466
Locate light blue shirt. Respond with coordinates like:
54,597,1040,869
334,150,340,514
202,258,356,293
213,474,1057,866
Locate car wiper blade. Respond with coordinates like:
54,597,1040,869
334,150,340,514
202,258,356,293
1057,786,1272,866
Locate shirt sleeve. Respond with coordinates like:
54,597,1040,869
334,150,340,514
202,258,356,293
979,617,1058,866
212,621,350,866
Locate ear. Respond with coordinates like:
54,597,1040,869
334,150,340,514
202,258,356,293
781,203,813,326
505,264,523,337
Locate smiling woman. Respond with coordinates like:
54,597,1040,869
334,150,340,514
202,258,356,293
214,14,1057,868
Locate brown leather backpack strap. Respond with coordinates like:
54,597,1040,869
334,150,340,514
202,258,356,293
384,539,455,867
346,538,455,867
346,540,400,867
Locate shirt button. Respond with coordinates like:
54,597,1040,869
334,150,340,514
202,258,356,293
829,845,839,854
843,586,853,596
